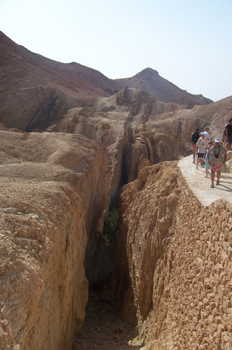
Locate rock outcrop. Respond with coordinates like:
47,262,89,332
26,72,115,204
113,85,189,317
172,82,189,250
117,160,232,349
0,130,110,350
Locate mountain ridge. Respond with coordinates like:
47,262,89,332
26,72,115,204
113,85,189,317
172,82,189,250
0,30,213,131
0,31,212,102
115,67,212,106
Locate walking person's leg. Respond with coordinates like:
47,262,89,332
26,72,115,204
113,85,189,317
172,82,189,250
216,165,222,185
196,154,203,170
210,169,215,188
226,137,231,151
196,156,200,169
192,145,197,163
216,171,221,185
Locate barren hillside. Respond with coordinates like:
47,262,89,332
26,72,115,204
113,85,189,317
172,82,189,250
0,31,212,132
115,67,212,106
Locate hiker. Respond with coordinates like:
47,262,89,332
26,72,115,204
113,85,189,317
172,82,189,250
207,138,227,188
196,132,207,169
190,127,200,163
204,140,213,178
222,124,227,145
204,127,210,141
225,118,232,151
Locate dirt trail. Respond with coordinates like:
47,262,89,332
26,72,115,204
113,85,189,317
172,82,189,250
73,292,141,350
178,155,232,206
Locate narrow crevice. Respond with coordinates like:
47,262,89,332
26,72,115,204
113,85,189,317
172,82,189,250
77,144,138,348
75,195,140,349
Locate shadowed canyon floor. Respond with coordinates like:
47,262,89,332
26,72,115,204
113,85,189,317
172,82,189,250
73,293,141,350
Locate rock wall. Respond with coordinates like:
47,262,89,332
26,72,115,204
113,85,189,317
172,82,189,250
117,161,232,349
47,94,180,187
0,130,110,350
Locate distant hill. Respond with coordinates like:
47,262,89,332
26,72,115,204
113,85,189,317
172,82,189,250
0,31,212,131
115,67,212,107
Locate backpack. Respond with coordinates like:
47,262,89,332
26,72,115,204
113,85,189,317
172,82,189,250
191,131,199,144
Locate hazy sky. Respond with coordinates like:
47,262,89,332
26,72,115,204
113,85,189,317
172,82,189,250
0,0,231,102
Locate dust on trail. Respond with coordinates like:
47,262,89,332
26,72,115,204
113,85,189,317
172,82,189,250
73,292,141,350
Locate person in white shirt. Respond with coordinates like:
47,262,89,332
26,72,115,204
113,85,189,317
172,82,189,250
196,132,207,169
204,127,210,141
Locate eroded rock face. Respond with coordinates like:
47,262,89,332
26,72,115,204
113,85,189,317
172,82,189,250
117,161,232,349
48,89,180,186
0,130,110,350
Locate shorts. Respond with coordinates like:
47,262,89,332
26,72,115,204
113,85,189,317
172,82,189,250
226,136,232,144
191,144,197,149
197,153,204,158
210,163,223,172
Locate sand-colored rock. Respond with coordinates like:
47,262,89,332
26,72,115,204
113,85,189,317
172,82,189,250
0,130,110,350
117,160,232,349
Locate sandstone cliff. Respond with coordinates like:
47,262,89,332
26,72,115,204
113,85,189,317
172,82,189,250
117,161,232,349
0,130,110,350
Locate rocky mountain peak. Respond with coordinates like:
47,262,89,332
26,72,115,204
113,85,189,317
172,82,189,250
133,67,159,79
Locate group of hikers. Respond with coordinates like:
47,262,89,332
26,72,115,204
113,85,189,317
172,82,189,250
190,118,232,188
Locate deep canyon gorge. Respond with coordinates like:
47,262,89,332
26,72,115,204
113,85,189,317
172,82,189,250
1,31,232,350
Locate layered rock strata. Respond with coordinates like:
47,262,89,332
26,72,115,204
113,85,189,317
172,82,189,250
0,130,110,350
117,160,232,349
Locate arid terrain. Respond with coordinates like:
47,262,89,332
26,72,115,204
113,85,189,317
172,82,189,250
73,292,141,350
0,30,232,350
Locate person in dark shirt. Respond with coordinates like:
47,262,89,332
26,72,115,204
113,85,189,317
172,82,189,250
190,127,200,163
226,118,232,151
222,124,227,145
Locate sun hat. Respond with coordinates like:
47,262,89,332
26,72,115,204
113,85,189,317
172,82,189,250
215,138,220,142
